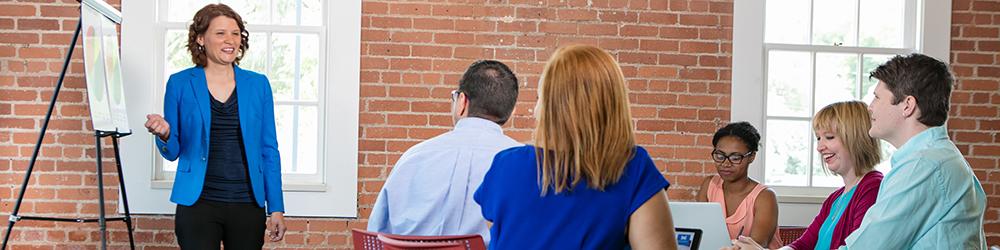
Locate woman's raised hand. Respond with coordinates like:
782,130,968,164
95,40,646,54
145,114,170,141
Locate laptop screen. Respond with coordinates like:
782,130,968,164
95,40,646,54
669,202,730,250
676,228,702,250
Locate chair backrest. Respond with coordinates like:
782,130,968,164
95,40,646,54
378,234,466,250
352,229,384,250
778,226,808,245
380,233,486,250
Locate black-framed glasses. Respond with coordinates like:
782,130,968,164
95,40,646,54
711,149,754,164
450,89,462,101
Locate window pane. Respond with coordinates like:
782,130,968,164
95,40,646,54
163,159,177,172
861,54,894,103
271,33,320,101
767,50,812,117
297,34,320,100
221,0,270,25
164,29,195,78
765,0,810,44
859,0,905,48
275,105,295,173
167,0,218,23
814,53,858,111
274,0,323,26
239,32,268,73
270,39,294,100
275,105,320,175
765,119,811,186
301,0,323,26
294,106,319,175
812,0,858,46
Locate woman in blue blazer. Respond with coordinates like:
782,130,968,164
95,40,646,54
144,4,285,249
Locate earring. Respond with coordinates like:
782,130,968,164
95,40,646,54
198,45,204,52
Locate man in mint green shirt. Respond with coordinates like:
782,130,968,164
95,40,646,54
841,54,986,249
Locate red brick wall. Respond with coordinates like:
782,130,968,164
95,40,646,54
0,0,995,249
951,0,1000,245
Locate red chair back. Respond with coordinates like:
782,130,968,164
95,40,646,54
378,234,466,250
778,226,808,245
352,228,384,250
380,233,486,250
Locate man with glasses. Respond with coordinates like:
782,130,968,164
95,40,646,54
368,60,520,245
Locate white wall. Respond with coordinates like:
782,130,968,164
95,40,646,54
778,203,821,227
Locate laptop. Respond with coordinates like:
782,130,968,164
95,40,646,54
670,201,731,250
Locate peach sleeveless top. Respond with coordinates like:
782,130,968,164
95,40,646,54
707,176,782,249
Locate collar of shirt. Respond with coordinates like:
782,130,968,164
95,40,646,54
454,117,503,135
890,126,949,168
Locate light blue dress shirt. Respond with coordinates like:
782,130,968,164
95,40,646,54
367,117,521,245
840,126,986,249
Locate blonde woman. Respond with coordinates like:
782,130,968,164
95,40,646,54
727,101,883,250
474,45,676,249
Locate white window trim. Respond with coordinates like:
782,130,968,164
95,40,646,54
118,0,360,217
732,0,951,202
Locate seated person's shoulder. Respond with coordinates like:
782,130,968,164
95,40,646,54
627,146,654,166
909,146,964,166
861,171,884,186
497,145,534,157
633,145,650,155
695,176,714,201
757,187,778,204
908,147,973,178
489,145,535,168
867,170,884,178
761,186,777,196
700,175,714,188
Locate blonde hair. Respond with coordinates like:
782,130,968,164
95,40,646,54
812,101,881,176
534,45,635,194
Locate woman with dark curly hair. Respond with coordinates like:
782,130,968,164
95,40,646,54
143,3,285,249
697,122,782,249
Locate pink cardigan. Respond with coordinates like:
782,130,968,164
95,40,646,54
788,171,883,250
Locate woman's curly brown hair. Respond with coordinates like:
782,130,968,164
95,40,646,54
186,4,249,67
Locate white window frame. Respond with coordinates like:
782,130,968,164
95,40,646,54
732,0,951,202
118,0,360,217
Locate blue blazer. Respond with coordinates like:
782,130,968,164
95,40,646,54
155,66,284,213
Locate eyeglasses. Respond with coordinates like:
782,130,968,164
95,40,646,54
450,89,461,101
711,149,755,164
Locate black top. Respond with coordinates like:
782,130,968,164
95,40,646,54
201,87,254,203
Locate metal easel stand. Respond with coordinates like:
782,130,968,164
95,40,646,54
0,13,136,250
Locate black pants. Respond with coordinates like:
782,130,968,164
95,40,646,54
175,200,266,250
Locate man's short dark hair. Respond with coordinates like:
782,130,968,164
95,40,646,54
712,122,761,152
870,53,954,127
458,60,519,125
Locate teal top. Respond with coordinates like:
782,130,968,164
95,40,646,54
815,186,856,250
840,126,986,249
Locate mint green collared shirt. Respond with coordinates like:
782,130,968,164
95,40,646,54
840,126,986,249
